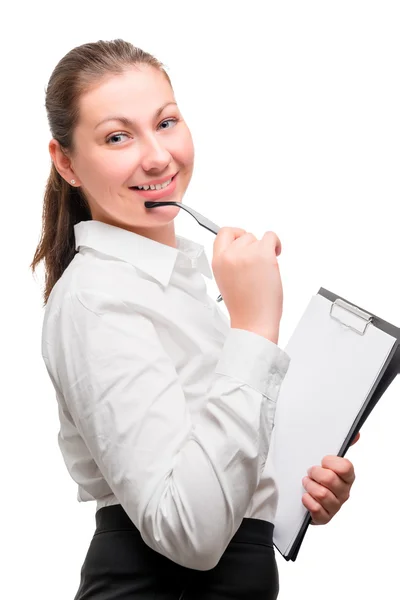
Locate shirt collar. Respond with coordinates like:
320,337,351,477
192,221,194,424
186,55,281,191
74,220,213,287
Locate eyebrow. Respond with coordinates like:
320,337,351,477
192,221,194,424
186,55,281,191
94,101,178,130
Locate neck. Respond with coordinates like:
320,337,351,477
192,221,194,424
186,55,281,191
126,221,177,248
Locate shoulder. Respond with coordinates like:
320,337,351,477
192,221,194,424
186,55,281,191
43,248,164,326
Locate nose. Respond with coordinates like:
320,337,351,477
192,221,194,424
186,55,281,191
140,134,172,172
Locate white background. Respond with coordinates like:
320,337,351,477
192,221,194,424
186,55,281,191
2,1,399,598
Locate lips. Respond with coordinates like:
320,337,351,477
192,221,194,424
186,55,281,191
130,173,178,200
131,173,177,189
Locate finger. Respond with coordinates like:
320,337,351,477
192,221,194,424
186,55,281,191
302,493,331,525
319,456,356,485
261,231,282,257
231,233,258,249
213,227,247,255
350,432,361,446
306,465,351,502
302,476,342,515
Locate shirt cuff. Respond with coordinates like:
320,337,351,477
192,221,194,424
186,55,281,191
215,327,290,401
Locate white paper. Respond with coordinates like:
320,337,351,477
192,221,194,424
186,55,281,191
268,294,396,556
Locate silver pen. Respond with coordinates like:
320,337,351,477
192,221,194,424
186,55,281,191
145,200,224,303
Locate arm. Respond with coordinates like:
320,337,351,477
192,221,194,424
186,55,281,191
45,288,290,570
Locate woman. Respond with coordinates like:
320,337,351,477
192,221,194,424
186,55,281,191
31,39,358,599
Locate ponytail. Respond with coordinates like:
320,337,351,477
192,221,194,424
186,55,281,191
30,163,91,306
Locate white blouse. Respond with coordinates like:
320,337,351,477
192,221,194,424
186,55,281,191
41,220,290,570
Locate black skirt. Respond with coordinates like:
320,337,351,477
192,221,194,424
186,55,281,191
74,504,279,599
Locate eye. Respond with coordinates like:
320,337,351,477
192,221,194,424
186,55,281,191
158,118,178,130
106,132,130,145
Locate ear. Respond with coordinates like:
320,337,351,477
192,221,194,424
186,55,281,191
49,139,81,187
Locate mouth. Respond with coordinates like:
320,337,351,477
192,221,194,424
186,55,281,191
129,173,178,200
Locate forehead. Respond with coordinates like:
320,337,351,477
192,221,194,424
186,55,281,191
78,66,174,126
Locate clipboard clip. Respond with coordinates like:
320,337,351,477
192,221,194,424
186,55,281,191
329,298,373,335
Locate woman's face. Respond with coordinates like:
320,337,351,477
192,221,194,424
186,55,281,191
52,65,194,245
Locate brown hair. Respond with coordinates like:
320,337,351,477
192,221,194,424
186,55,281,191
30,39,172,306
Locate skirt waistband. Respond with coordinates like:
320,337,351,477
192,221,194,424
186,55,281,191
95,504,274,548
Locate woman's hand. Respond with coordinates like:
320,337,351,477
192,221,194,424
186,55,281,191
302,432,360,525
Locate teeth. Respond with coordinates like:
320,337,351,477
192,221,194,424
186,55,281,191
137,177,172,191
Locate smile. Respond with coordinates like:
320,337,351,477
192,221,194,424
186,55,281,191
130,173,178,200
136,177,172,191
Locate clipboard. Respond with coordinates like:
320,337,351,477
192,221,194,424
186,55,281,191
268,287,400,561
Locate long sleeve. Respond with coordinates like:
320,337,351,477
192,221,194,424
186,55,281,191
43,288,290,570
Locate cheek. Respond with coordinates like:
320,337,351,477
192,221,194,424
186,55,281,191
81,151,134,185
174,128,194,168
